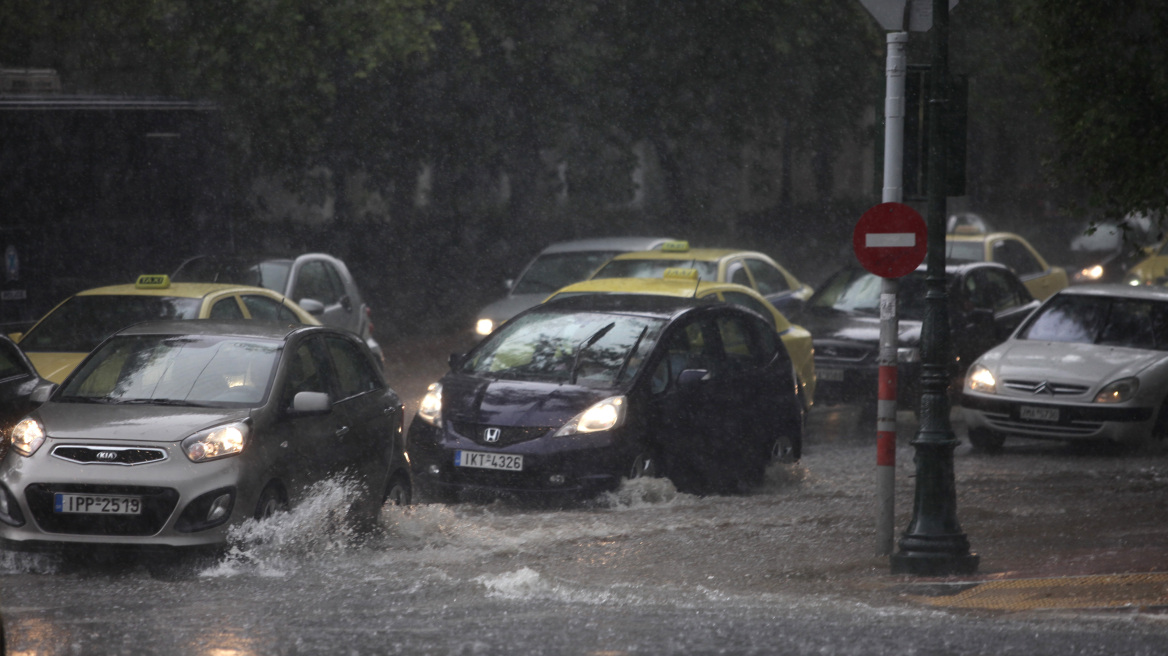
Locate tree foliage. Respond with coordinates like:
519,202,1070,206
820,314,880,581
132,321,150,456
1023,0,1168,218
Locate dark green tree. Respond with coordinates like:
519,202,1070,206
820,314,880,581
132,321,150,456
1023,0,1168,219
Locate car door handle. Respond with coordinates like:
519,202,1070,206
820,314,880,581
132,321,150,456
335,426,350,438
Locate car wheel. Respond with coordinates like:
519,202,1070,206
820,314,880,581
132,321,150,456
254,483,287,520
967,427,1005,453
385,472,412,506
627,450,659,480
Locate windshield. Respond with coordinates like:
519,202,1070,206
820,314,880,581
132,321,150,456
592,259,719,282
173,257,292,293
808,269,930,320
60,334,281,406
460,310,665,387
946,240,985,263
512,251,621,295
20,296,203,353
1020,294,1168,350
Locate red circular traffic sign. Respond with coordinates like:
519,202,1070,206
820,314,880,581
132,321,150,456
853,202,928,278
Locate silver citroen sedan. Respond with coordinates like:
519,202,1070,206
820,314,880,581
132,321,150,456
0,320,410,549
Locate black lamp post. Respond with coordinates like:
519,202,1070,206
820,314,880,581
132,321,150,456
889,0,979,576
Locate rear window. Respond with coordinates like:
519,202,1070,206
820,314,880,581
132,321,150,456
20,295,202,353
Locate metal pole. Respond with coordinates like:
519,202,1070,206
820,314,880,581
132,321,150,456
876,31,908,557
889,0,978,576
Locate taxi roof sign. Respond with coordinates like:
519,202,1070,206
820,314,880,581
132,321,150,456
135,274,171,289
662,267,699,280
660,240,690,252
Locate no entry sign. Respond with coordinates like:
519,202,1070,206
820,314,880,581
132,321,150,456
853,202,928,278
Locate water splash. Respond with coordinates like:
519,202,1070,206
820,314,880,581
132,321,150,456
202,477,367,578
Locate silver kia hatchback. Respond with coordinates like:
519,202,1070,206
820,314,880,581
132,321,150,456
0,320,409,550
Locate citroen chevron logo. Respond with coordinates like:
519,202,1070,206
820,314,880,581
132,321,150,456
1034,381,1053,395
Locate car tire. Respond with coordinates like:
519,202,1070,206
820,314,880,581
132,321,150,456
254,483,288,520
967,427,1005,453
385,472,413,506
627,450,659,480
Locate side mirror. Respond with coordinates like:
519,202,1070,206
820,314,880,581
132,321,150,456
30,383,55,405
7,332,22,342
449,352,466,369
289,391,330,415
297,298,326,315
677,369,709,388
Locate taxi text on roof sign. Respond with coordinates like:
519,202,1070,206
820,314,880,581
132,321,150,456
661,240,691,252
663,268,700,280
135,274,171,289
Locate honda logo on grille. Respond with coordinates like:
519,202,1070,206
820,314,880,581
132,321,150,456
96,451,119,461
483,428,501,443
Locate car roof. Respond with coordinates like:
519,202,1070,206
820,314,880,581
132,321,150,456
112,319,320,340
1051,283,1168,301
552,277,711,298
608,248,770,263
945,231,1030,244
75,281,277,298
537,237,675,255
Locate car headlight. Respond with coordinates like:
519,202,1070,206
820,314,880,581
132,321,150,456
1126,275,1145,286
183,422,248,462
418,382,443,426
475,319,495,336
10,418,46,457
1073,265,1105,283
1095,377,1139,403
554,396,627,436
966,364,996,394
897,347,920,363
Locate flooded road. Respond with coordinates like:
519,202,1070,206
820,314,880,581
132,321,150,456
3,403,1168,655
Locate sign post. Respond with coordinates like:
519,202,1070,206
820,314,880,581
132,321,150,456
853,202,927,556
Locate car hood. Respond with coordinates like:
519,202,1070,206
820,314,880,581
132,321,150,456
35,403,251,443
442,375,610,428
980,340,1167,385
26,352,85,385
799,308,922,346
476,294,546,327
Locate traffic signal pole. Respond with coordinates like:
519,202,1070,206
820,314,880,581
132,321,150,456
876,31,908,557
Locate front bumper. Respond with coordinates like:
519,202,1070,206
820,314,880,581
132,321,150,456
962,393,1156,444
0,442,259,548
406,420,630,498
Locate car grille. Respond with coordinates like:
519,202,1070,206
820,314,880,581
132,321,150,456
813,342,872,363
25,483,179,536
1002,380,1090,396
450,422,552,447
51,445,168,466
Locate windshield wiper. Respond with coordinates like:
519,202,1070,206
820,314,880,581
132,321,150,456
115,398,208,407
57,395,115,404
570,322,615,384
614,326,649,383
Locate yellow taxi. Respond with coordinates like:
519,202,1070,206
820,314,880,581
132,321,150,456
1123,241,1168,286
546,269,816,410
11,275,320,383
588,241,814,317
945,231,1068,300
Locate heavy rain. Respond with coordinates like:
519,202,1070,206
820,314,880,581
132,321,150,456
3,0,1168,654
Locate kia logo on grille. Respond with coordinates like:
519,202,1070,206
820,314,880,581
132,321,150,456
483,428,501,443
96,451,119,461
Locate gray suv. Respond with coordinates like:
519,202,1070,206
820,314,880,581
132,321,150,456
173,252,383,366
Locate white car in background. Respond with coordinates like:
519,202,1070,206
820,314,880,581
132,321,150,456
962,284,1168,451
472,236,674,337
